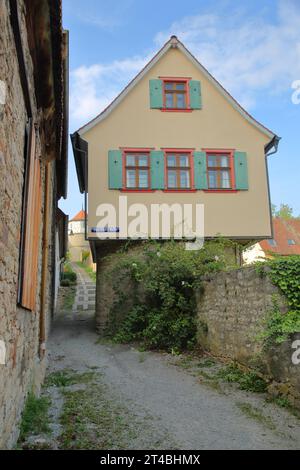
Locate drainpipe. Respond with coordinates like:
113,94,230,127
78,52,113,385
39,162,51,358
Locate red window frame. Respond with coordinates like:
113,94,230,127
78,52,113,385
203,149,237,193
160,77,192,112
121,148,154,192
163,149,196,192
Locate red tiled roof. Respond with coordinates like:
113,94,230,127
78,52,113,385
70,210,86,222
260,218,300,256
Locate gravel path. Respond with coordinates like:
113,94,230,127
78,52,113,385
44,265,300,450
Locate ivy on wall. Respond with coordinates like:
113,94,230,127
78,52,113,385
105,239,239,353
259,256,300,345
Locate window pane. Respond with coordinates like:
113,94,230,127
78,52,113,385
176,83,185,90
179,155,189,167
208,155,217,167
138,155,148,167
167,170,177,188
126,170,136,188
139,170,148,188
180,170,190,188
166,93,173,108
126,155,135,166
165,83,173,90
220,156,229,167
221,170,230,188
167,155,176,167
176,93,185,108
208,170,217,188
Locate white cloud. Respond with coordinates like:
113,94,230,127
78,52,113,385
70,55,153,127
70,0,300,128
154,0,300,106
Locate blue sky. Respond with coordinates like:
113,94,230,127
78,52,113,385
60,0,300,219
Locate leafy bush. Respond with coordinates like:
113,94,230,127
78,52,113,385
61,262,77,285
107,239,238,352
260,257,300,345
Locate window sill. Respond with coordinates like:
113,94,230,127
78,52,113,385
203,189,238,193
120,189,155,193
163,189,197,193
161,108,193,113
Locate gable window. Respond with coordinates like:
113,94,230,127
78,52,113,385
164,80,188,109
166,152,192,190
125,153,150,189
288,239,296,245
206,152,234,190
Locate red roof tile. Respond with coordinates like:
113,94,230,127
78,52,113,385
260,218,300,256
70,210,86,222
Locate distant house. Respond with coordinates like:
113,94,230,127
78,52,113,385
243,218,300,263
68,210,95,271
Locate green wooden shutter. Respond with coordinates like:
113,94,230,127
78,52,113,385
150,150,165,189
189,80,202,109
194,152,208,189
149,79,163,109
234,151,248,190
108,150,122,189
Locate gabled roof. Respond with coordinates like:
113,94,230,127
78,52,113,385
70,210,86,222
77,35,277,142
260,218,300,256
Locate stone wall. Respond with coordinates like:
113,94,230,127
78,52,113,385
197,266,300,406
0,0,57,448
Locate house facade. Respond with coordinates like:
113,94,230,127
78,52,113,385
72,35,280,331
73,36,279,254
0,0,68,448
243,218,300,264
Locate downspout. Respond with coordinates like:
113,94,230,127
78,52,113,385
39,162,51,358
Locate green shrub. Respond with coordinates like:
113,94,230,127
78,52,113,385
106,239,238,352
217,364,267,393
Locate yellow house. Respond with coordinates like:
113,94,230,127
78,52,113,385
72,36,279,260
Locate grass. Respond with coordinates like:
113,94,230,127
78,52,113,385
58,376,138,450
77,261,96,282
18,393,51,443
45,369,97,388
217,364,268,393
236,402,276,431
267,396,300,419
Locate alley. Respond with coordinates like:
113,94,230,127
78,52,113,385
25,264,300,450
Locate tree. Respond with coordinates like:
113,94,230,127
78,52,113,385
273,203,294,220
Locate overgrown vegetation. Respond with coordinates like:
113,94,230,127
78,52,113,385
105,239,238,352
217,363,268,393
61,261,77,286
258,256,300,345
76,261,96,282
18,393,51,443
